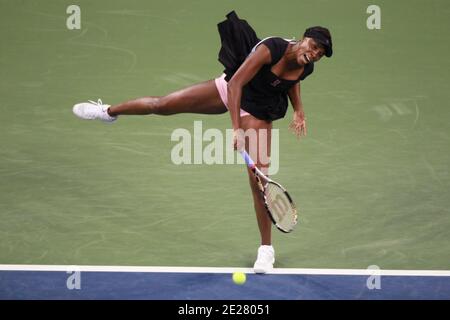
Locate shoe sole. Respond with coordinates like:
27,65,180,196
253,259,275,274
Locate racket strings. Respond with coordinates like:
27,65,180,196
265,183,297,231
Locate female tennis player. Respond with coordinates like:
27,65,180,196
73,11,333,273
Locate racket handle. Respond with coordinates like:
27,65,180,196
239,150,255,168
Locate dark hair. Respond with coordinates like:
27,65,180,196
303,26,333,57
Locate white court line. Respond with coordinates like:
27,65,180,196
0,265,450,277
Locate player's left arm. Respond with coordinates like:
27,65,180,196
288,82,307,138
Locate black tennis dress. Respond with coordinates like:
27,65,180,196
217,11,314,121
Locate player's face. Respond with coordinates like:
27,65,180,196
296,37,325,65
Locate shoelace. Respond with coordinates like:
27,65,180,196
86,98,116,121
88,99,103,107
81,99,106,119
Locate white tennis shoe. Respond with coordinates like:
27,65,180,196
253,245,275,274
72,99,117,122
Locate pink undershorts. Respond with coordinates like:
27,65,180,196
214,74,251,117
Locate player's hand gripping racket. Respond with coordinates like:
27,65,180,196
240,150,298,233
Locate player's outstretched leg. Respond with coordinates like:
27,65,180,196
72,79,226,121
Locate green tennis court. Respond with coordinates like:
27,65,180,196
1,0,449,276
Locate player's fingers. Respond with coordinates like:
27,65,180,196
288,123,293,131
295,123,302,137
289,121,296,131
289,122,297,135
237,135,245,151
295,127,301,139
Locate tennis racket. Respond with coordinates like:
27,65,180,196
240,150,298,233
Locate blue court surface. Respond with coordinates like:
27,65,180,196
1,265,449,300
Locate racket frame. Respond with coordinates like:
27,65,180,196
239,150,298,233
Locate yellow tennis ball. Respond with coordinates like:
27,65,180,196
232,272,246,285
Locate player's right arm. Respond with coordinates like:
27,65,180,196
227,45,271,148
